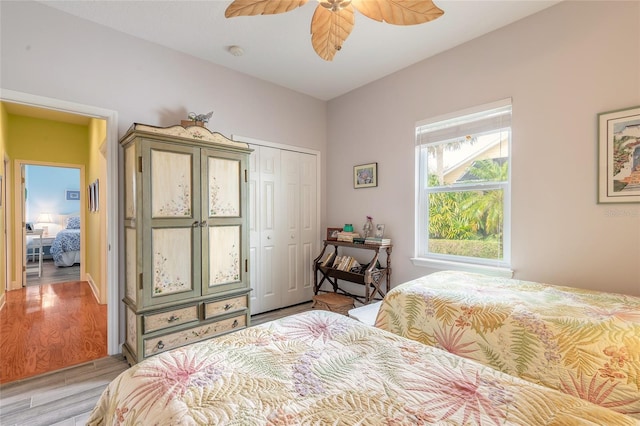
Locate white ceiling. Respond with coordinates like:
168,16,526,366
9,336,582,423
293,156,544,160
39,1,560,101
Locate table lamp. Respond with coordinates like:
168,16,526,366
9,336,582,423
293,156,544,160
36,212,53,236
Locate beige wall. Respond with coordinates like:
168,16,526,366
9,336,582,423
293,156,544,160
327,1,640,296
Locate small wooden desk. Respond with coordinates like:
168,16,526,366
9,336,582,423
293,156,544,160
26,229,43,277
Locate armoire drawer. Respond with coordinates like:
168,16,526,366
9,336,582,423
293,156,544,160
143,305,199,333
204,295,248,319
143,314,246,357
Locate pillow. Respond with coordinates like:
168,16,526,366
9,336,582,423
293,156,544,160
66,216,81,229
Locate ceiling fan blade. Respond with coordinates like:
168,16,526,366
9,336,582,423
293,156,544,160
351,0,443,25
225,0,309,18
311,4,355,61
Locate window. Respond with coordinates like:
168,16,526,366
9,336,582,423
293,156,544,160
414,99,512,274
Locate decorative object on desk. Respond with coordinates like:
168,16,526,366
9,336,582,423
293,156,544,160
362,215,373,238
374,223,385,238
354,162,377,189
598,105,640,203
182,111,213,128
327,227,342,241
26,222,34,231
343,223,354,232
36,212,54,237
65,189,80,201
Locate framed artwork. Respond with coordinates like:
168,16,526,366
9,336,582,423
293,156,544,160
93,179,100,212
354,162,377,189
598,105,640,203
374,224,385,238
66,189,80,201
326,227,342,241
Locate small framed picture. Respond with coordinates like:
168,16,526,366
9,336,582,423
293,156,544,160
327,227,342,241
66,189,80,201
374,224,385,238
354,162,377,189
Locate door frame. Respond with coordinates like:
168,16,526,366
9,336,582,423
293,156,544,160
16,161,86,286
0,88,120,355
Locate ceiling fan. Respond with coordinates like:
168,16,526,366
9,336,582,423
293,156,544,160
225,0,444,61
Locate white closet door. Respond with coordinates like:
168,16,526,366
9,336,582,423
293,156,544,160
281,150,316,306
250,146,282,314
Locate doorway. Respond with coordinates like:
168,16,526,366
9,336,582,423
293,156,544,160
0,89,119,359
23,164,82,287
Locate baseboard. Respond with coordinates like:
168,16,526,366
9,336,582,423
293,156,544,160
85,273,101,304
0,292,5,311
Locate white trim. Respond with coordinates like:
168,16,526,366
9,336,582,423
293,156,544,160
411,257,513,278
0,89,120,356
232,134,321,157
416,98,512,128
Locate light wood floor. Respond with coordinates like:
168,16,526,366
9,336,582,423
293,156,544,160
26,259,80,287
0,301,313,426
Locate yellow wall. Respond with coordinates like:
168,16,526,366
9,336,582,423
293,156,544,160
0,104,7,304
87,118,107,302
5,114,89,287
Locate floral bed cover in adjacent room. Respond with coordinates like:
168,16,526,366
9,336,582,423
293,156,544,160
88,310,636,425
49,228,80,263
375,270,640,419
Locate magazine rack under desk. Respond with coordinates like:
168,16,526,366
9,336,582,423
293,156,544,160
313,240,392,305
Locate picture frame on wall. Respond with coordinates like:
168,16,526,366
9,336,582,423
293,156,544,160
354,162,377,189
598,105,640,203
66,189,80,201
326,227,342,241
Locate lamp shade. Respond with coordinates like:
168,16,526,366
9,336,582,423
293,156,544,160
36,213,53,223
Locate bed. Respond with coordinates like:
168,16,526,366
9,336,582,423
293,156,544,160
87,310,636,425
50,216,81,267
374,271,640,419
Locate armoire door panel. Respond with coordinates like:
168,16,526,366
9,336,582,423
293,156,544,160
208,225,241,287
207,157,240,217
150,149,193,218
150,227,194,297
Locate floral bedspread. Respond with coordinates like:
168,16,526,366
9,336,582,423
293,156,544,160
49,228,80,263
88,310,636,425
375,271,640,419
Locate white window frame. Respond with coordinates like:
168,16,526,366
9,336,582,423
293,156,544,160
412,99,513,277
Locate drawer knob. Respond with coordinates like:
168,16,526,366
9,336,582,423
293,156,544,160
232,319,239,328
157,341,165,350
167,315,179,323
224,303,232,311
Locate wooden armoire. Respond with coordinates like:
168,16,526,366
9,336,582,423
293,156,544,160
120,123,251,364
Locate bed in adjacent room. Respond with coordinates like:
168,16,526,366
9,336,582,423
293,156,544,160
87,310,636,425
50,215,81,267
374,270,640,419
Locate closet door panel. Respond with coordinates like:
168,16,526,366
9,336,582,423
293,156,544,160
258,147,281,313
248,147,261,313
300,153,317,295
